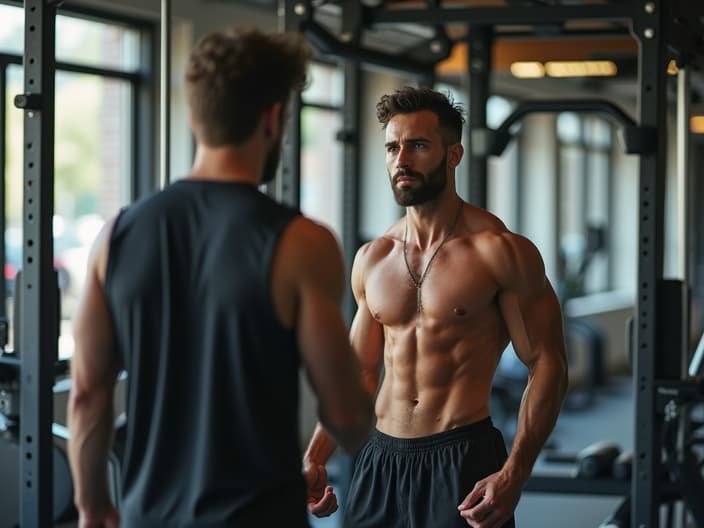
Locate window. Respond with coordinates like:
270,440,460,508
1,4,152,358
300,62,344,238
556,112,613,299
486,95,520,231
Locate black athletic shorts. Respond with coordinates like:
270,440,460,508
342,417,516,528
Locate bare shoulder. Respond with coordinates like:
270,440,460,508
281,215,345,271
350,223,400,300
468,208,546,295
92,216,118,285
354,235,395,268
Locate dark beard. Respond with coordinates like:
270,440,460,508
261,136,281,184
390,155,447,206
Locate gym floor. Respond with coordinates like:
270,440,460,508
310,376,634,528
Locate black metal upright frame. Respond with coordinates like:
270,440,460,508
0,2,156,521
631,2,668,523
296,1,704,526
467,26,492,208
339,1,363,324
16,1,59,526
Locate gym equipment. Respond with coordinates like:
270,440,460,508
0,431,76,528
612,451,632,481
575,441,621,479
541,440,622,479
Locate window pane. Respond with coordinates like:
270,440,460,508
487,95,513,129
4,66,133,358
557,112,582,143
302,63,344,107
4,65,24,344
0,3,23,55
560,145,585,237
56,14,141,72
300,107,343,237
0,5,141,72
584,117,612,149
55,71,132,357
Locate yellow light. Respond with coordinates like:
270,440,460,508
667,59,679,75
690,116,704,134
510,61,545,79
544,60,618,78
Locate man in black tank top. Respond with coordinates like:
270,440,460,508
67,27,373,528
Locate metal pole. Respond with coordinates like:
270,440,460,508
159,0,171,188
340,1,362,324
17,0,59,524
278,0,307,207
674,65,691,528
467,26,492,209
676,67,690,283
632,0,667,523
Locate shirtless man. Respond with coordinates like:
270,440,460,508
303,86,568,528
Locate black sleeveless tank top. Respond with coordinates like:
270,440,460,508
104,180,309,527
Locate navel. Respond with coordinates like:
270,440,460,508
453,306,467,317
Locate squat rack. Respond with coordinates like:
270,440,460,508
282,1,704,526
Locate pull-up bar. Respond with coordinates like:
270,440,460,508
471,99,655,157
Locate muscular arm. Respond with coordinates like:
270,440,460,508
67,219,122,521
302,243,384,473
285,223,375,455
460,233,567,526
497,235,568,483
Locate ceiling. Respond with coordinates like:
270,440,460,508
232,0,704,104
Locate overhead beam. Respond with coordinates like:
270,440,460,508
367,5,633,27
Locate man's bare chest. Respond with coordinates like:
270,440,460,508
364,247,499,327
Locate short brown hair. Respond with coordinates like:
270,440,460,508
186,27,311,146
376,86,465,144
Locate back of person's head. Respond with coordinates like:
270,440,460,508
186,27,311,146
376,86,465,145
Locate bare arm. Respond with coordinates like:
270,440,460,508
280,220,374,454
498,235,568,483
299,243,383,520
459,233,567,526
67,219,122,523
302,242,384,466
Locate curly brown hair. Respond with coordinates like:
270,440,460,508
376,86,465,144
186,27,311,146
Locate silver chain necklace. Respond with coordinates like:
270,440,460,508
402,200,464,313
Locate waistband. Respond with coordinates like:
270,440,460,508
370,417,494,453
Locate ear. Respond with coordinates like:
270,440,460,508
262,102,284,139
447,142,464,169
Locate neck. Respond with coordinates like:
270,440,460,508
405,193,463,248
186,142,265,185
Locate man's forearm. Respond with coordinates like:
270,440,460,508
67,388,115,514
303,423,339,467
318,390,374,455
503,357,568,482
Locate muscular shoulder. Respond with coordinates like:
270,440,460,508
281,216,345,278
351,230,398,301
272,216,346,327
472,218,546,297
